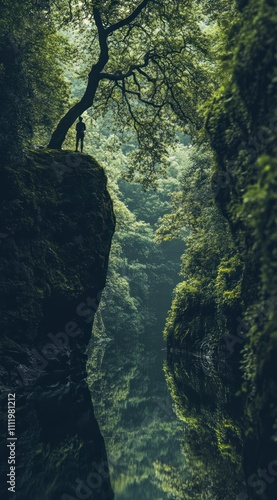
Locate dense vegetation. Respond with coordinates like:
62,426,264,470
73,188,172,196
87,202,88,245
0,0,70,163
1,0,276,498
207,0,277,490
47,0,212,172
159,1,277,497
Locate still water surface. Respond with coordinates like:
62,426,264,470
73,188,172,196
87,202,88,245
88,328,247,500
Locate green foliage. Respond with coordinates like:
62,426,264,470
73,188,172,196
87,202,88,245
158,357,246,499
204,0,277,482
48,0,218,184
153,0,277,490
215,255,242,306
72,118,183,341
164,278,202,343
0,0,71,161
158,145,242,354
159,8,277,484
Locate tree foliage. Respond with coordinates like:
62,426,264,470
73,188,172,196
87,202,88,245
156,144,243,358
47,0,215,184
0,0,70,162
78,117,183,339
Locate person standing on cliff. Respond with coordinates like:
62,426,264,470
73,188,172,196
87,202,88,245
75,116,86,153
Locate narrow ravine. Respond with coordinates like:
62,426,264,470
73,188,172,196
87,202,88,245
87,304,248,499
1,3,276,499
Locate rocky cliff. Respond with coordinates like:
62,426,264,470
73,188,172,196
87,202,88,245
164,1,277,497
0,150,115,500
206,1,277,496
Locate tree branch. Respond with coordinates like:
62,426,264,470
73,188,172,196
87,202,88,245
93,7,105,35
48,7,109,149
93,7,109,68
136,67,156,83
117,83,164,109
106,0,152,35
120,85,143,128
99,51,152,81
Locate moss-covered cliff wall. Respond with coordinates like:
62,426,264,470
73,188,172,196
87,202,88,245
206,1,277,495
0,150,115,500
165,1,277,497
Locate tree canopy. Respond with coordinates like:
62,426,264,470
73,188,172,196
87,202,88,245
47,0,215,182
1,0,237,184
0,0,70,162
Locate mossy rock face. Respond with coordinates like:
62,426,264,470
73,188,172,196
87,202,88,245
0,147,116,392
163,354,246,499
0,149,115,500
165,279,218,353
206,0,277,492
165,1,277,495
164,253,243,367
0,149,115,346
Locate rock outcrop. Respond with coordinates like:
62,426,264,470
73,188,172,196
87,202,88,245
164,1,277,497
0,150,115,500
206,1,277,497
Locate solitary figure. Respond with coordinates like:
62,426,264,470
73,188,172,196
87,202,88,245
75,116,86,153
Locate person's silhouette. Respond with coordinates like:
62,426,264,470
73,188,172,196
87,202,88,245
75,116,86,153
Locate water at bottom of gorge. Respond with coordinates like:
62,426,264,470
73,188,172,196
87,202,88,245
87,325,248,500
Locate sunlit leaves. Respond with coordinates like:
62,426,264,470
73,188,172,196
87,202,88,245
0,0,71,151
48,0,219,182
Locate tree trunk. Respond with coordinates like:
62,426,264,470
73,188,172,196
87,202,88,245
47,71,100,150
47,2,151,150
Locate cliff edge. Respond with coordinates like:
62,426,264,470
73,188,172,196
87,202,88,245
0,150,115,500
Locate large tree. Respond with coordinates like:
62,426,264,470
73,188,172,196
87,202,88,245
48,0,213,177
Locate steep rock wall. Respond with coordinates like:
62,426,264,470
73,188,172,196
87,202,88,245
0,150,115,500
206,1,277,497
